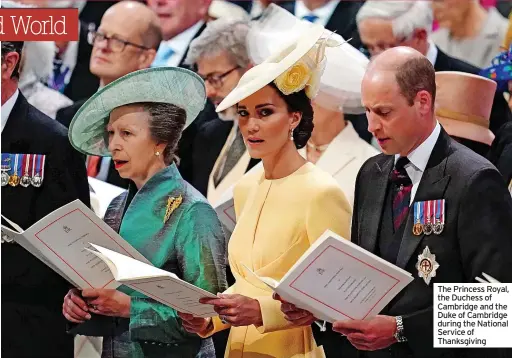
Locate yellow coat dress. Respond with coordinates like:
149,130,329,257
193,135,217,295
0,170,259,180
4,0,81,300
202,162,352,358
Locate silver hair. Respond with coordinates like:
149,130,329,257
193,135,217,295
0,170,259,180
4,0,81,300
356,0,433,39
184,18,251,67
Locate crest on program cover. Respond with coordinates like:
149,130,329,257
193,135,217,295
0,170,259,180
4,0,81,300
416,246,439,285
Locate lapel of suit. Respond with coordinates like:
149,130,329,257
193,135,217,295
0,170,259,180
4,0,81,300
433,48,450,72
395,130,452,269
2,93,30,153
178,23,207,70
359,156,394,252
316,126,357,178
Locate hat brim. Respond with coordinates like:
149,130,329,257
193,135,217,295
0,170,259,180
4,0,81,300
69,67,206,157
438,117,495,146
215,23,326,112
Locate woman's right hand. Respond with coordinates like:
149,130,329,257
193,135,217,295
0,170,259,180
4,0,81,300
63,288,91,323
177,312,212,334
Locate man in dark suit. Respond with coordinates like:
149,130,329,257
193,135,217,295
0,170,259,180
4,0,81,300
1,41,90,357
56,1,161,189
355,0,510,137
281,47,512,358
147,0,217,183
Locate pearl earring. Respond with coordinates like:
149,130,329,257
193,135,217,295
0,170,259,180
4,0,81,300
155,151,160,156
290,129,294,141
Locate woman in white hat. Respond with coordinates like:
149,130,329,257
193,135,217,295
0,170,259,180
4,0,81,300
178,23,352,358
61,67,226,358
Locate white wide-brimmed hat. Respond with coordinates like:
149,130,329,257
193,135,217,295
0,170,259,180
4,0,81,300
435,71,496,146
245,4,369,114
216,9,336,113
69,67,206,156
208,0,249,21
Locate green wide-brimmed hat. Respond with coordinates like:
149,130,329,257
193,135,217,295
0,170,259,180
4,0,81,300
69,67,206,156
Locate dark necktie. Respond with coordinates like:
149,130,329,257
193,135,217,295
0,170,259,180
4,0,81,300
391,157,413,232
48,56,70,93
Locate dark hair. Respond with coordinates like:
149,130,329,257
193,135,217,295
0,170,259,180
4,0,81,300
141,102,187,164
1,41,24,79
395,56,436,107
268,82,314,149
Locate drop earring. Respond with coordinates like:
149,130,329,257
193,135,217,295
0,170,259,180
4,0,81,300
290,128,294,141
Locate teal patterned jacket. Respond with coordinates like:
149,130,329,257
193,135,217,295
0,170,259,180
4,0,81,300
101,164,227,358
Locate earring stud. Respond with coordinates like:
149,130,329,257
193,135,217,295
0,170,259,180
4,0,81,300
155,151,160,156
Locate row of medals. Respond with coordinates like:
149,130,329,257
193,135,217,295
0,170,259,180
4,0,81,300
1,169,42,188
413,219,444,236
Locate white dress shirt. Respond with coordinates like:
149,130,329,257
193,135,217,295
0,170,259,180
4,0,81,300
394,121,441,204
425,38,439,66
294,0,340,27
153,21,204,67
1,89,19,133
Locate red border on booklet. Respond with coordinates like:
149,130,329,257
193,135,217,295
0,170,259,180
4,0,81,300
34,208,136,288
289,245,401,320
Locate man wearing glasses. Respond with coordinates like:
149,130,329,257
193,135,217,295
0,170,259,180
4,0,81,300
56,0,161,189
182,18,258,203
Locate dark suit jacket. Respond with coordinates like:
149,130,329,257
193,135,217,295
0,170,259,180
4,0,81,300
488,120,512,184
63,20,100,102
434,48,511,135
1,93,91,357
350,128,512,358
55,99,130,189
279,0,363,50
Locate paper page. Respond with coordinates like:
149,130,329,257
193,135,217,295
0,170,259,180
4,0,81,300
241,263,279,290
88,177,126,218
8,199,150,289
90,244,218,318
279,230,413,322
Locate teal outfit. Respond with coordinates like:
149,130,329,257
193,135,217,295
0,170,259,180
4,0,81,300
101,164,227,358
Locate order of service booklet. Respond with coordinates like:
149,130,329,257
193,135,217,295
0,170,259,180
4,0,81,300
0,199,217,318
243,230,414,323
88,244,218,318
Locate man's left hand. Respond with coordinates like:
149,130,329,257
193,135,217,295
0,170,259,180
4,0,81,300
81,289,131,318
333,315,398,351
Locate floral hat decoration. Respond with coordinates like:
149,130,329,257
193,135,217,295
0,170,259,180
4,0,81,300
479,44,512,91
216,19,339,112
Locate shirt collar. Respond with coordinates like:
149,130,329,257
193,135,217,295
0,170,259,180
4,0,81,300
426,38,438,66
162,20,204,54
395,121,441,172
295,0,340,26
1,89,19,133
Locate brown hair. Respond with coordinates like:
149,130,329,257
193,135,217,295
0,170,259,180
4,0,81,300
394,56,436,107
141,102,187,164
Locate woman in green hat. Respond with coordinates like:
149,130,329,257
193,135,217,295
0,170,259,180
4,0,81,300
62,67,227,358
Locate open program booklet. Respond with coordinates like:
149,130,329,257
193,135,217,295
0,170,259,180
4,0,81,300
1,199,149,289
243,230,414,323
88,244,218,318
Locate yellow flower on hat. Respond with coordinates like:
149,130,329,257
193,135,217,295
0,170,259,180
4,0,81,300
274,60,312,95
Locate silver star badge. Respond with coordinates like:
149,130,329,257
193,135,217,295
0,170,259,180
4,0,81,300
416,246,439,285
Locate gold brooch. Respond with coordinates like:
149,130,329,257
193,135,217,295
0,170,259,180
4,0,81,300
164,195,183,224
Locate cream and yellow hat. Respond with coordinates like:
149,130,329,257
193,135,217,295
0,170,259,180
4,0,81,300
216,21,334,112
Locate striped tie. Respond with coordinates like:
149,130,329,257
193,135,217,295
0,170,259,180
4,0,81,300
391,157,412,232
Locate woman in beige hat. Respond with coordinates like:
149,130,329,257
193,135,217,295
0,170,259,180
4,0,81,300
178,22,352,358
435,71,497,157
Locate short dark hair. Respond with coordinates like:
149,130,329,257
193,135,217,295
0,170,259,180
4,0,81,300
1,41,24,79
394,56,436,107
268,82,314,149
141,102,187,164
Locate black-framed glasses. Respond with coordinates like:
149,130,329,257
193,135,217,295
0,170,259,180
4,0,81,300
88,30,151,53
201,67,240,89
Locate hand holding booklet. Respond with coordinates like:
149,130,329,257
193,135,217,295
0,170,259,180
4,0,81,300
243,230,413,323
0,199,218,318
